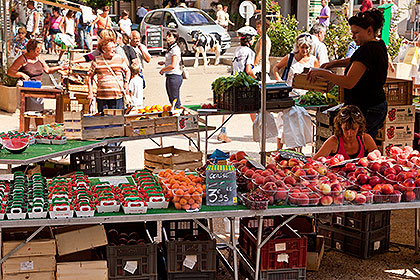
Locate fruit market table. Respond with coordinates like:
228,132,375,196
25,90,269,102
2,201,420,280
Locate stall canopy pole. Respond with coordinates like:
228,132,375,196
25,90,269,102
1,0,7,70
260,0,267,165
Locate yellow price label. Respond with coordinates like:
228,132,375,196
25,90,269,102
233,197,237,203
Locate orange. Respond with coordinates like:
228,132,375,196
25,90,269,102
192,192,201,200
179,198,187,205
196,186,203,194
188,198,195,205
172,195,180,202
191,203,199,210
182,204,191,210
175,189,184,196
158,171,164,177
183,193,191,201
195,196,202,204
174,202,182,210
188,186,195,194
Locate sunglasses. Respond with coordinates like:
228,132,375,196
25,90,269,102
297,34,312,39
340,110,361,118
18,32,25,34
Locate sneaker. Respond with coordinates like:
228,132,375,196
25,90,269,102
217,133,232,143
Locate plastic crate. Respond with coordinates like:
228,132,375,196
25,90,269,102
214,86,260,112
315,211,391,232
317,224,390,259
167,271,216,280
70,145,126,176
239,260,306,280
162,220,216,274
106,223,158,280
239,224,307,271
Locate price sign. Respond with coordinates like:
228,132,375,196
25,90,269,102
277,149,308,163
145,25,163,51
206,165,237,206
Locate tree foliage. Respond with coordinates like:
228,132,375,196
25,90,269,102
324,8,353,60
268,14,302,57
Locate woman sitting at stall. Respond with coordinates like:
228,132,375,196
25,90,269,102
8,39,67,113
88,38,130,113
313,105,377,160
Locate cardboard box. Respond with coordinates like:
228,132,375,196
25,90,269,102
177,115,198,131
0,85,18,113
3,271,55,280
292,73,334,93
377,122,415,141
387,63,412,80
2,255,56,275
385,105,415,124
56,261,108,280
307,235,325,271
3,239,56,258
55,225,107,256
378,140,414,157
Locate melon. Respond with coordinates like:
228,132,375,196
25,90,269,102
2,137,29,154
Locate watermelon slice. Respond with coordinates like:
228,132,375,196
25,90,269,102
2,137,29,154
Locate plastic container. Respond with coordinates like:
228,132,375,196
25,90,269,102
372,191,402,204
173,192,202,212
22,80,41,88
122,200,147,214
51,137,67,145
288,191,320,207
258,185,289,204
240,193,269,210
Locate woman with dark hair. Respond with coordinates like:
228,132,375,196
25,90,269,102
158,30,183,108
47,7,62,54
91,6,112,38
313,105,377,160
58,10,76,61
308,9,388,141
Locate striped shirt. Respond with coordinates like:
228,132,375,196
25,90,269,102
90,54,129,100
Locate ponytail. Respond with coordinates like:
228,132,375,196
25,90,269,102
348,8,384,35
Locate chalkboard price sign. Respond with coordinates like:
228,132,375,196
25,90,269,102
145,25,163,51
206,165,237,206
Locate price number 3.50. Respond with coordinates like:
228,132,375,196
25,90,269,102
207,186,233,204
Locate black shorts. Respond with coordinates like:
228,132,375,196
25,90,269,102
50,28,60,35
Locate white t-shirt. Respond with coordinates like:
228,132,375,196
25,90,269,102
129,75,144,108
133,44,150,70
137,7,148,18
232,46,255,74
216,10,227,26
311,35,329,66
119,18,132,36
165,44,182,75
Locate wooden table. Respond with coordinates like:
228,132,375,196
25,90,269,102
19,87,63,132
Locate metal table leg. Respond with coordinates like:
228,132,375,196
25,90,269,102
416,208,419,254
230,217,239,280
205,115,208,161
254,216,263,280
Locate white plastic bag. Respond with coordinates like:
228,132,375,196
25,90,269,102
252,111,278,142
282,106,313,148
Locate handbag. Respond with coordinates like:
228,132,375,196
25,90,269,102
101,55,134,107
180,54,189,79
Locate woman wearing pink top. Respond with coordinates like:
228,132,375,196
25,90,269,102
314,105,377,160
46,7,62,54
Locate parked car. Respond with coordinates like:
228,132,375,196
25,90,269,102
139,7,231,54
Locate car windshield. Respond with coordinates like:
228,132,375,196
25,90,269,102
175,11,215,26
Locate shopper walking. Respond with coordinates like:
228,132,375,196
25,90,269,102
223,6,235,30
253,19,271,80
26,0,41,39
88,38,130,112
309,23,329,65
119,10,132,36
137,4,148,24
216,4,227,28
47,7,62,54
91,6,112,38
308,9,388,141
58,10,76,61
75,10,91,51
129,63,144,108
158,30,182,108
360,0,373,12
317,0,330,27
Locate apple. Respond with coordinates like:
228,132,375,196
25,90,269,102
263,175,276,185
252,173,260,180
288,158,300,167
389,190,402,203
297,193,309,206
319,183,331,195
229,154,236,161
355,167,367,176
344,190,357,201
289,192,299,204
378,166,388,175
372,190,385,203
357,174,370,185
326,172,338,182
276,169,286,177
358,157,369,167
383,168,397,177
333,194,344,205
385,174,397,183
403,178,416,192
329,158,340,166
255,169,263,175
317,166,328,175
262,182,276,191
337,171,346,177
380,161,391,169
369,176,382,187
369,162,381,172
266,163,276,171
244,169,255,178
284,176,296,186
236,151,247,161
294,169,306,178
331,183,343,194
382,184,394,195
361,191,373,203
306,168,318,176
405,171,417,180
404,191,416,202
354,193,367,205
275,187,289,201
279,160,288,167
247,181,255,191
344,162,356,173
320,195,333,206
240,166,249,174
255,176,264,186
415,178,420,187
396,172,406,182
393,164,403,174
360,184,372,191
262,170,271,177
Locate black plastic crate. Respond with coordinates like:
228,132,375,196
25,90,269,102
70,145,126,176
315,211,391,232
162,220,216,274
215,86,260,112
317,224,390,259
239,259,306,280
106,223,157,280
167,271,216,280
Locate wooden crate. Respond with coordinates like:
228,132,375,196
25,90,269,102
376,122,415,141
144,146,203,171
4,271,55,280
3,239,56,258
155,116,178,133
64,111,125,140
293,73,334,93
2,255,55,275
63,93,89,114
125,118,155,136
57,261,108,280
55,225,108,256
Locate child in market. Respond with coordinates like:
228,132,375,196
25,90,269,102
129,63,144,109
